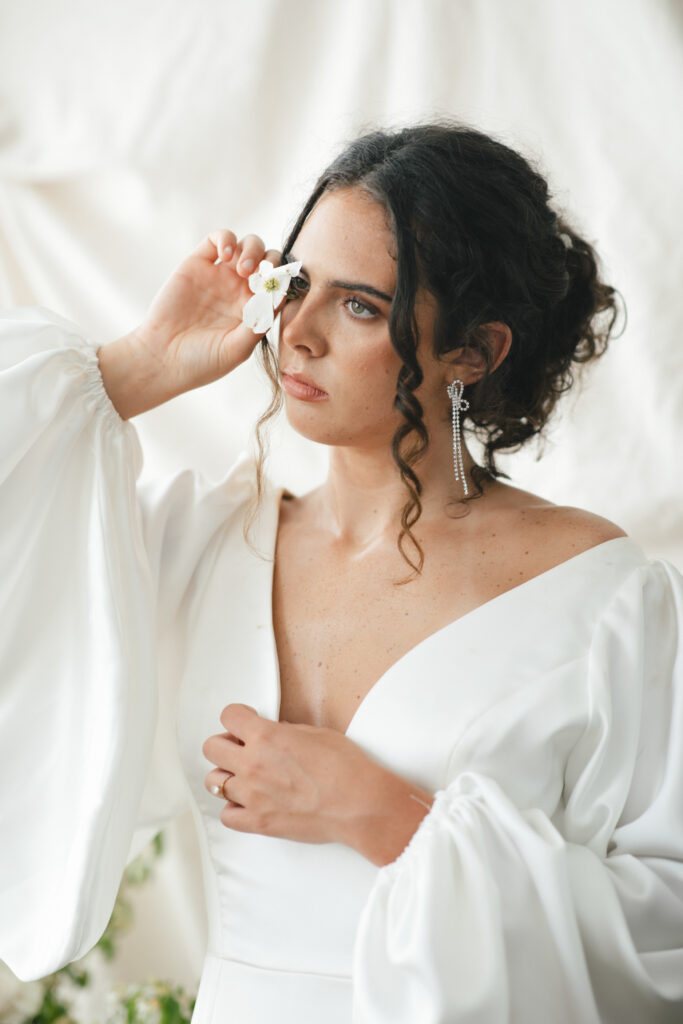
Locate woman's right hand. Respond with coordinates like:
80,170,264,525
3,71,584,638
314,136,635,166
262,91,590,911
99,231,283,419
138,229,284,388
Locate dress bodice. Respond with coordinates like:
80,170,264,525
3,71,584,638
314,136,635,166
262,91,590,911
172,465,653,1021
2,308,682,1024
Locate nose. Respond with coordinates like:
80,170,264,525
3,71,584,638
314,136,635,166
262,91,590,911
279,291,328,358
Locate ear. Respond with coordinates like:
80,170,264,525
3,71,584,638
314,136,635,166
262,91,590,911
443,322,512,386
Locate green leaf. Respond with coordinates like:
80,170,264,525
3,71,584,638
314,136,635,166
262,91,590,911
30,984,71,1023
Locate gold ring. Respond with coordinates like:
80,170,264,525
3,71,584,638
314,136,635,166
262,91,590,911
221,771,235,799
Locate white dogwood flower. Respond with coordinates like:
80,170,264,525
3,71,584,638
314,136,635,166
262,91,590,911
242,259,302,333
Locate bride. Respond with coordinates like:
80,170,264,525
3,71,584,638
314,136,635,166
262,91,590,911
1,123,682,1023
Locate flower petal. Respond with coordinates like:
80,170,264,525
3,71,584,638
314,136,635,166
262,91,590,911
248,270,265,294
271,261,301,285
268,282,289,306
248,259,301,297
242,292,274,333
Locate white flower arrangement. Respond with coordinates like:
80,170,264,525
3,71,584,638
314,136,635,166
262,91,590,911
1,833,196,1024
242,259,302,333
0,961,45,1024
104,980,195,1024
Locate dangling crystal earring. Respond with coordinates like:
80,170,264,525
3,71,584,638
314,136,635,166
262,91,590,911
446,379,469,496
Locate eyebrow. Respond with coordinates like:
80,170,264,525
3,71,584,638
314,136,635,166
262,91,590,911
284,252,394,304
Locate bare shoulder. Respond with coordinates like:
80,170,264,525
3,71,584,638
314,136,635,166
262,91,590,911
512,494,628,567
519,500,626,537
481,481,629,576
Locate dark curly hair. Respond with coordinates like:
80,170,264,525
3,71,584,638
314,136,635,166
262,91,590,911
249,121,623,577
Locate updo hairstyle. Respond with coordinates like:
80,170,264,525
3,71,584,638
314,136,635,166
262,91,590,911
252,122,622,576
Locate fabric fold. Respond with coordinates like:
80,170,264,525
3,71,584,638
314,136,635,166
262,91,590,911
352,560,683,1023
0,308,159,979
0,307,251,980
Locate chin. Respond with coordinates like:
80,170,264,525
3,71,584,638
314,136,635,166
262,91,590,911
283,407,341,446
283,399,394,449
281,398,349,446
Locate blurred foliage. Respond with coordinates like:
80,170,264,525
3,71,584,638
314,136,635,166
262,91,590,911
0,833,197,1024
103,981,195,1024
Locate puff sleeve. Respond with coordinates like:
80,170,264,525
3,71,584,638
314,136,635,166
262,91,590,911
0,307,241,981
352,560,683,1023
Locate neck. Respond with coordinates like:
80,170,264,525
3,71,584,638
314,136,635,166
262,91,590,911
312,432,480,549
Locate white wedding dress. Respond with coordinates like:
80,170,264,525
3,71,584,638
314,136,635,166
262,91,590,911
1,306,683,1023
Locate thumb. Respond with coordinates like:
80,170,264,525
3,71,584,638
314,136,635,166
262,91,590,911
218,321,270,375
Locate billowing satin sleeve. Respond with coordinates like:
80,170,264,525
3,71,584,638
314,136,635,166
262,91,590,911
0,307,245,981
352,559,683,1023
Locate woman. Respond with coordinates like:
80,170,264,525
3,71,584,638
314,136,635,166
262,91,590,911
1,124,682,1022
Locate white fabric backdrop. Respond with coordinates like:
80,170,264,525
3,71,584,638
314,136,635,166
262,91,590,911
1,0,681,995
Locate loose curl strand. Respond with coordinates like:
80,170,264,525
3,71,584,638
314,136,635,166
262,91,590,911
246,121,625,576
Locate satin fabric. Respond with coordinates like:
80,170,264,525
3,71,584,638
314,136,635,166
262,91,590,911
1,307,682,1023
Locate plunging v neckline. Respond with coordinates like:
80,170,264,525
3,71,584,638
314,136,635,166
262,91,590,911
265,486,638,739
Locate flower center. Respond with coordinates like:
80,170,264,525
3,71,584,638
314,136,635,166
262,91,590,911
264,277,279,293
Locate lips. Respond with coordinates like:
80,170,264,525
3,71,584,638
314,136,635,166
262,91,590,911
281,370,328,396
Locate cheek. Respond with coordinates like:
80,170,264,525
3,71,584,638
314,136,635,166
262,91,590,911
348,329,399,380
354,345,397,382
342,345,400,415
339,352,403,437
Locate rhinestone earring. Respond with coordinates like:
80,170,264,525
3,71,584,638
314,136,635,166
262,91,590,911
446,379,469,496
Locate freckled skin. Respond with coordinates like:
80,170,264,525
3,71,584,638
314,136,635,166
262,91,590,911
272,187,628,736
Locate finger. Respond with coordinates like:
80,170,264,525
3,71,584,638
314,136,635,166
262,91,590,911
220,803,254,831
206,768,237,799
218,773,243,809
264,248,283,268
217,321,271,372
202,732,244,771
234,234,268,277
219,702,262,736
192,230,238,265
217,771,245,810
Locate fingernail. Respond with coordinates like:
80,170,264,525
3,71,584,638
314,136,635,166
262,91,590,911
223,245,233,259
241,258,255,273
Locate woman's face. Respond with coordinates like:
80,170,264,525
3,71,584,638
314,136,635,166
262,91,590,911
277,186,444,449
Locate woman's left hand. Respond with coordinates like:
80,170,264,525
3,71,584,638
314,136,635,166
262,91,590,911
202,703,381,847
